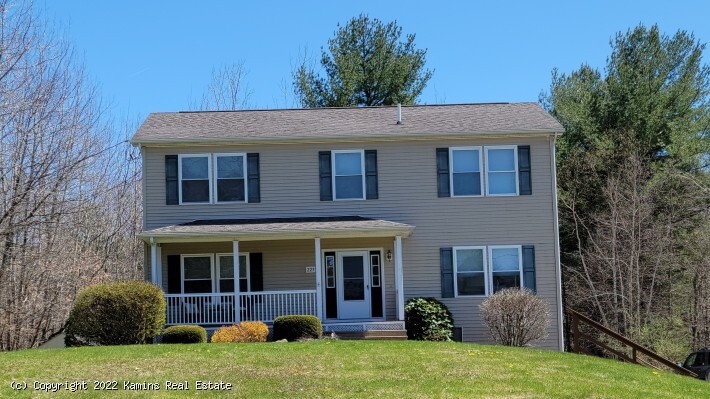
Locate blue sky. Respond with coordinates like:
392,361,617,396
41,1,709,120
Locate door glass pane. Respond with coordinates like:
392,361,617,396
334,152,362,175
342,256,365,300
488,149,515,171
217,155,244,178
491,248,520,271
452,149,480,172
456,249,484,272
184,257,211,279
181,157,209,179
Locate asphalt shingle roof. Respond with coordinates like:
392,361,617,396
139,216,415,241
131,102,563,145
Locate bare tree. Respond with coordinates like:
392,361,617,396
0,1,143,351
192,62,252,110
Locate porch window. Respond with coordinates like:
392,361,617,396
332,150,365,200
485,146,518,196
489,246,522,293
214,153,246,203
453,246,487,296
450,147,483,196
217,254,249,292
182,255,213,293
179,154,211,204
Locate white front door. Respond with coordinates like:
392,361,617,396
336,251,371,319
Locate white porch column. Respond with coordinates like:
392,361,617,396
314,237,323,320
233,240,241,324
394,235,405,321
156,244,163,289
150,238,158,286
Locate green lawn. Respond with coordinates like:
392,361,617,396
0,340,706,398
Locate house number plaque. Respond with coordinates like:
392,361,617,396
305,266,315,273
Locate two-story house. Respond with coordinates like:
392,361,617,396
131,102,565,349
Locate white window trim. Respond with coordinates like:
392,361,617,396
212,153,248,204
484,145,520,197
331,149,366,201
216,252,250,292
452,246,488,297
178,154,213,205
488,245,524,294
449,146,484,197
180,254,215,293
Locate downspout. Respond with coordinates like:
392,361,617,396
550,133,565,351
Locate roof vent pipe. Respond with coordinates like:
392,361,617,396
396,103,402,124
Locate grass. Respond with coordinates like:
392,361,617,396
0,340,706,398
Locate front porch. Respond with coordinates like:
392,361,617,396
141,217,414,330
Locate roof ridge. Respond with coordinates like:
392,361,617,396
172,102,524,115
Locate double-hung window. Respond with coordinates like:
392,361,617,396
181,255,214,293
486,146,518,196
450,147,483,196
179,154,211,204
453,245,523,297
489,246,523,293
214,153,247,203
453,246,487,296
332,150,365,200
216,254,249,292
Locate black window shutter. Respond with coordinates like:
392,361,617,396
518,145,532,195
436,148,450,197
365,150,378,199
165,155,179,205
247,153,260,203
522,245,536,292
440,248,454,298
249,253,263,291
167,255,181,294
319,151,333,201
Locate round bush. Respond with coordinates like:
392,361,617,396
162,325,207,344
211,321,269,343
479,288,549,347
64,281,165,346
405,297,454,341
272,315,322,341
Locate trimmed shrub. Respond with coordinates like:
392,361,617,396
272,315,322,341
211,322,269,343
405,297,454,341
65,281,165,346
480,288,549,347
162,325,207,344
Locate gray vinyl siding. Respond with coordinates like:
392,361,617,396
142,135,561,349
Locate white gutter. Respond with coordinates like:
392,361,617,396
550,133,565,351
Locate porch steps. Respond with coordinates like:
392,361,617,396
332,330,408,340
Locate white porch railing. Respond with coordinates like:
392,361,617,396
164,290,317,325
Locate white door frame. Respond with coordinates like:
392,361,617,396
321,247,386,321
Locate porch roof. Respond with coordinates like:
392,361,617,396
139,216,414,243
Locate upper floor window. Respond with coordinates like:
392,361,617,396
332,150,365,200
450,147,483,196
486,146,518,196
215,153,246,203
179,154,211,204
